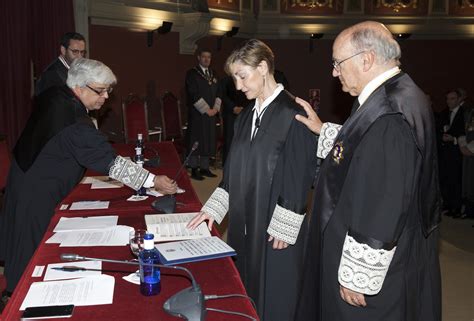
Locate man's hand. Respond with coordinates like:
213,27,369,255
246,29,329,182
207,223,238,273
268,235,289,250
153,175,177,195
233,106,244,115
442,133,454,142
206,109,217,117
294,97,323,135
339,285,367,307
186,211,215,231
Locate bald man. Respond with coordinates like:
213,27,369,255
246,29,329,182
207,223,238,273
295,21,441,321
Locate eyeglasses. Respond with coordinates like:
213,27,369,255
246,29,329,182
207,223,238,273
86,85,113,96
332,51,365,72
67,48,87,56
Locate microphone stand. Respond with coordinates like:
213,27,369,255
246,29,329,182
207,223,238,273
60,253,205,321
151,141,199,213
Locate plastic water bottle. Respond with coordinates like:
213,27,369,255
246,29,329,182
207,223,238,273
139,233,161,296
134,133,146,196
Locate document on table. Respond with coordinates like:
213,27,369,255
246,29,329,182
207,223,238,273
53,216,118,232
20,275,114,310
156,236,236,265
59,225,133,247
91,179,123,189
145,212,211,242
44,261,102,281
69,201,110,210
80,176,108,184
146,187,185,197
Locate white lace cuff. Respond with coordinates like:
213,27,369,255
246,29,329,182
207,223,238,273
194,98,211,114
267,204,306,245
338,233,396,295
109,156,149,190
213,97,222,112
201,187,229,224
317,122,342,159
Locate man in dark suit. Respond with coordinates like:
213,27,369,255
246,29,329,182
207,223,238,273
35,32,86,96
439,88,466,216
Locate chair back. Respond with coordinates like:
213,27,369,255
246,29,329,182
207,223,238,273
122,94,150,143
161,92,183,141
0,139,11,191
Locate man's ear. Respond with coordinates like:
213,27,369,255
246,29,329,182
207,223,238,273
362,50,375,72
60,45,67,57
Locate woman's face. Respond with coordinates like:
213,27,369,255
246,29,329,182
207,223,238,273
229,62,265,100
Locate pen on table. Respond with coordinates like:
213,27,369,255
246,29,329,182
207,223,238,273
51,266,87,272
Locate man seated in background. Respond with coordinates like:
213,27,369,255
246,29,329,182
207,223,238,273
0,58,176,303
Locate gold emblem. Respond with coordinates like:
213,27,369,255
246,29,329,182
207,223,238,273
332,141,344,164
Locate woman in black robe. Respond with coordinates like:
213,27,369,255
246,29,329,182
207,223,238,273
188,39,317,320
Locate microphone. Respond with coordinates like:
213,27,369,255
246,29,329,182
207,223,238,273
60,253,205,321
151,141,199,214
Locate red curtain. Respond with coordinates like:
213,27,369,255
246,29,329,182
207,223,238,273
0,0,74,149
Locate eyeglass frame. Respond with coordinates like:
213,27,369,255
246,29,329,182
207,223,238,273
86,85,113,96
332,51,366,71
67,48,87,56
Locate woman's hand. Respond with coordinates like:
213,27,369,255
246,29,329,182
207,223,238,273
186,211,215,231
268,235,289,250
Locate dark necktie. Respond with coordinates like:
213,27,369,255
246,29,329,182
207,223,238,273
350,99,360,116
205,69,210,78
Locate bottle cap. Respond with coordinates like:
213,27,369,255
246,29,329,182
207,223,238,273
143,233,155,250
138,133,143,140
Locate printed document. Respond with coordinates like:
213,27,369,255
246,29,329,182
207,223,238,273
145,212,211,242
20,275,114,310
69,201,110,210
53,216,118,232
59,225,132,247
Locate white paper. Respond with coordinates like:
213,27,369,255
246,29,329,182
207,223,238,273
127,195,148,202
20,275,115,310
44,261,102,281
32,266,45,277
59,225,133,247
60,204,69,210
146,187,185,197
122,270,140,285
53,216,118,232
145,212,211,242
46,233,69,244
69,201,110,210
156,236,235,264
91,179,123,189
80,176,109,184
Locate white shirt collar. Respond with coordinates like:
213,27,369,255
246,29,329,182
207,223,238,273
451,105,460,115
252,83,284,114
58,56,70,69
358,66,401,107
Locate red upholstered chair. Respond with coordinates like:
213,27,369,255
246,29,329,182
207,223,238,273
122,94,161,143
0,139,11,192
160,92,186,158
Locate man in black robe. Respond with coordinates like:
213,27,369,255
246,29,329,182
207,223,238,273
35,32,86,96
294,21,441,321
0,58,176,297
185,49,221,180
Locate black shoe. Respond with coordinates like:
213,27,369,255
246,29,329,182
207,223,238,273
200,169,217,177
190,168,204,181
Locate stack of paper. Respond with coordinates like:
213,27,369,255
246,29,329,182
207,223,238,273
47,216,132,247
80,176,123,189
145,212,211,242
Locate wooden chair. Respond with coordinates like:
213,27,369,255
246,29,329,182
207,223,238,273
122,94,161,143
160,91,186,157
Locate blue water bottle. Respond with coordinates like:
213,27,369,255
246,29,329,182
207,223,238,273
139,233,161,296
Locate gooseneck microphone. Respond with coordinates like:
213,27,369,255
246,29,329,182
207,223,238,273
60,253,205,321
151,141,199,214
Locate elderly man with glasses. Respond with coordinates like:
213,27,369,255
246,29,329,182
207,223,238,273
294,21,441,321
0,58,177,300
35,32,87,96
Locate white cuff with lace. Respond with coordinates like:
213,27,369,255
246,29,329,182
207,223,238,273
194,98,211,114
201,187,229,224
317,122,342,159
338,233,396,295
109,156,150,190
267,204,306,245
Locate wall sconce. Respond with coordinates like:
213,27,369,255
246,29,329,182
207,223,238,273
217,27,240,51
147,21,173,47
309,33,324,53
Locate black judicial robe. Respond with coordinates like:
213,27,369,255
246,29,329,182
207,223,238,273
35,58,68,96
296,73,441,321
222,91,317,320
185,66,219,157
0,86,115,292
